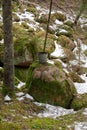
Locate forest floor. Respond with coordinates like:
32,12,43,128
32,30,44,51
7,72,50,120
0,0,87,129
0,84,87,130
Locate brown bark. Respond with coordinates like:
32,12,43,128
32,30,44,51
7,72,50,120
2,0,14,95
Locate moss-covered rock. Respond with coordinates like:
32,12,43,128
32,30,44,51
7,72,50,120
35,14,48,24
62,48,75,62
26,62,76,108
71,94,87,110
64,19,74,27
56,25,74,37
36,31,55,53
52,12,66,22
13,23,36,65
26,6,37,15
13,13,20,22
69,71,85,83
58,35,75,51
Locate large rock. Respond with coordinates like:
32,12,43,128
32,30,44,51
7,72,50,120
71,94,87,110
26,62,77,108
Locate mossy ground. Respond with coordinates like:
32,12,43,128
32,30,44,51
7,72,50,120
0,92,87,130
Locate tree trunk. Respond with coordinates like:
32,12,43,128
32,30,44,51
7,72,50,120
2,0,14,95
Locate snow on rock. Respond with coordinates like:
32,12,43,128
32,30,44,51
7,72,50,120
16,92,24,97
47,59,54,64
16,82,25,89
4,95,11,102
34,102,75,119
55,19,63,25
51,41,64,58
74,74,87,94
25,93,34,100
17,96,25,101
59,29,68,33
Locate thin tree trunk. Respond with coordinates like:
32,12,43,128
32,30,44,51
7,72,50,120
2,0,14,95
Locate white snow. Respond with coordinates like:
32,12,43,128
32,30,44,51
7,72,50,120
55,19,63,25
51,41,65,58
59,29,68,33
25,93,34,100
16,92,24,97
83,108,87,115
47,59,54,64
34,102,75,119
74,74,87,94
16,82,25,89
17,96,24,101
17,11,34,21
75,122,87,130
4,95,11,102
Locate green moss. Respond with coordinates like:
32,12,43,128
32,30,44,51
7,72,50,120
15,67,28,82
27,36,39,60
52,12,66,22
58,35,74,50
64,20,74,27
21,22,29,29
26,61,40,88
14,35,29,54
71,94,87,110
28,78,73,108
26,6,37,14
35,14,48,24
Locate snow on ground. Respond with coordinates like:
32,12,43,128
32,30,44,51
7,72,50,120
75,122,87,130
15,11,40,31
74,74,87,94
34,102,75,119
51,41,65,58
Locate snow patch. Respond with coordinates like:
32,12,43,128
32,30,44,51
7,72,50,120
4,95,11,102
34,102,75,119
51,41,65,58
25,94,34,100
16,92,24,97
74,74,87,94
16,82,25,89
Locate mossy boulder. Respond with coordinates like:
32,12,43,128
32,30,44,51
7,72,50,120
56,25,74,37
52,12,66,22
26,6,37,15
71,94,87,110
69,71,85,83
13,13,20,22
36,31,55,53
13,24,36,66
64,19,74,27
61,48,75,63
35,14,48,24
26,62,77,108
58,35,75,51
